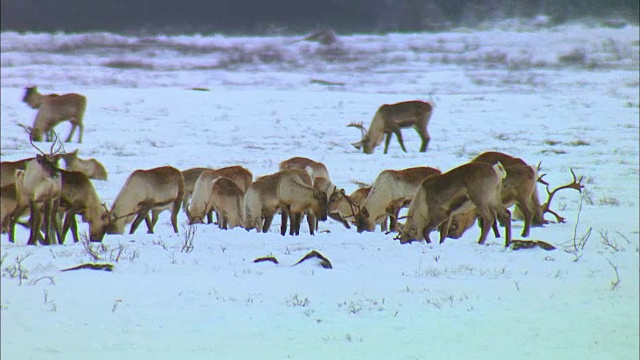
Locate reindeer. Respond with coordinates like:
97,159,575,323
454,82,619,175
397,162,512,246
355,166,441,233
327,186,371,229
1,183,23,235
349,100,434,154
244,169,327,235
57,169,109,243
11,137,64,245
210,177,245,230
22,86,87,143
99,166,184,238
1,158,35,187
60,149,108,180
186,166,253,224
181,167,212,209
277,169,328,236
445,152,539,239
279,156,335,231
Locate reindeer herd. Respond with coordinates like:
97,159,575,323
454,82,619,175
0,87,585,247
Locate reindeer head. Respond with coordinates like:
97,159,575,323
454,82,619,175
354,206,375,233
312,189,328,221
22,86,40,109
88,203,110,242
348,122,374,154
327,188,346,213
30,132,63,178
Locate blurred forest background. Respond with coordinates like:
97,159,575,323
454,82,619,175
2,0,638,34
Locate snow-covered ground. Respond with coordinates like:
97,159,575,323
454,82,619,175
1,24,639,360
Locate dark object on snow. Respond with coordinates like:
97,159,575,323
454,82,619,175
292,250,332,269
189,87,210,92
302,30,338,45
61,263,114,272
310,79,345,86
253,256,279,264
510,240,556,251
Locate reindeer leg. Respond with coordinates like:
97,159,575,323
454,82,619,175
28,201,41,246
66,124,77,143
78,122,84,143
43,200,55,245
262,212,275,233
144,214,154,234
70,213,80,243
416,127,430,152
130,209,150,234
492,219,501,238
280,209,288,236
497,208,512,247
171,200,180,233
306,212,315,236
394,130,407,152
476,208,494,245
383,133,393,154
61,211,73,244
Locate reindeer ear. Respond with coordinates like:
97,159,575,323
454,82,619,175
351,142,362,150
339,189,346,196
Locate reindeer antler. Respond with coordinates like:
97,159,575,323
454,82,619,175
347,122,367,137
541,168,584,223
28,131,47,156
536,162,549,185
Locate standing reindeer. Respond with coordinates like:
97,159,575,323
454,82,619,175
397,162,512,246
349,100,434,154
22,86,87,143
11,137,64,245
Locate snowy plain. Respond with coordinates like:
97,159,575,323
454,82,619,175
1,22,639,360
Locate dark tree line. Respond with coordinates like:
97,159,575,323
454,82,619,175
1,0,637,34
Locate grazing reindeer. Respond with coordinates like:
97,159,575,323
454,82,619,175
181,167,212,209
327,186,371,229
349,100,434,154
210,177,245,230
446,152,539,239
100,166,184,238
60,149,108,180
397,162,512,246
1,157,36,187
244,169,327,235
22,86,87,143
355,166,441,233
187,166,253,224
57,169,109,243
1,184,25,235
11,137,64,245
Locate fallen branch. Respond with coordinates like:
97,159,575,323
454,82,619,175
61,263,114,272
253,256,279,264
292,250,332,269
510,240,556,251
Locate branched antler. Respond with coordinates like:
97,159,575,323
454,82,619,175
541,168,584,223
347,122,367,137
